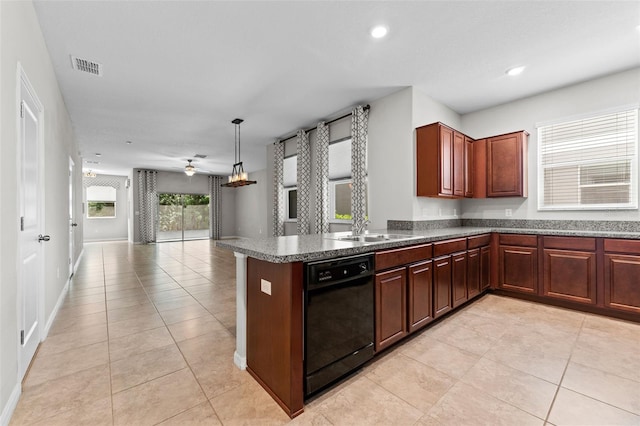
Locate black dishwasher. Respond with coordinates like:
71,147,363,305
304,254,375,397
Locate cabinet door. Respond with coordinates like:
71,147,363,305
408,261,433,333
487,132,527,197
452,252,468,308
499,245,538,293
464,137,474,198
604,254,640,314
433,256,452,318
375,268,408,351
439,125,454,196
467,248,481,298
480,246,491,290
453,131,465,197
543,249,596,305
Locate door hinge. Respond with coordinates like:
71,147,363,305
20,330,24,345
20,101,24,118
20,216,24,231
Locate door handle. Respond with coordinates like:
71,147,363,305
38,234,50,242
71,223,78,227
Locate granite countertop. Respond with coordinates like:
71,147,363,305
216,226,640,263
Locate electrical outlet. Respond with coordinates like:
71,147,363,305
56,267,60,279
260,279,272,296
453,208,457,217
505,209,513,217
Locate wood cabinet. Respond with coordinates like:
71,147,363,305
467,248,480,299
480,246,491,291
433,255,452,318
407,261,433,333
464,137,474,198
542,237,596,305
472,138,487,198
451,252,468,308
487,131,528,197
416,122,466,198
604,239,640,315
375,268,408,351
498,234,538,294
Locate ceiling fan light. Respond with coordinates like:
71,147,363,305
184,159,196,176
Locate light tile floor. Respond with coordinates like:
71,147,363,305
10,240,640,425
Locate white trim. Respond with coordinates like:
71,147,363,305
74,247,84,274
0,383,21,426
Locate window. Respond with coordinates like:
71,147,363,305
538,108,638,210
283,155,297,220
328,138,368,222
86,185,117,218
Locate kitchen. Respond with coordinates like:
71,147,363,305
2,1,640,425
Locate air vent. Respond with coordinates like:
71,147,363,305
194,154,207,159
85,160,101,165
70,55,103,76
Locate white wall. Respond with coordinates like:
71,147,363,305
83,175,129,242
461,68,640,220
1,1,81,421
234,169,268,238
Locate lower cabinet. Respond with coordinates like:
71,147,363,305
480,246,491,291
498,234,538,294
467,248,480,299
604,253,640,314
433,256,452,318
375,268,408,351
451,252,468,308
408,260,433,333
542,237,597,305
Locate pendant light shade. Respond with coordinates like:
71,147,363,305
221,118,257,187
184,159,196,176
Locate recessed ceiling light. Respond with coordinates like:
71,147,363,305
506,66,525,76
95,153,102,157
371,25,388,39
125,140,133,144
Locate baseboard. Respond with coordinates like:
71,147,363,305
233,350,247,370
0,383,21,426
42,276,70,339
73,248,84,275
83,237,128,242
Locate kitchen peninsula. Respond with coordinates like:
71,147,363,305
217,222,640,418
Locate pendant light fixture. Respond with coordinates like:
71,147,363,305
221,118,256,187
184,159,196,176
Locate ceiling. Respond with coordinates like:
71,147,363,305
33,1,640,177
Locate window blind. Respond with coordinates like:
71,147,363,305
283,155,297,187
86,185,117,202
539,109,638,209
328,138,352,180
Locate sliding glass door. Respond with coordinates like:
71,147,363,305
157,193,210,242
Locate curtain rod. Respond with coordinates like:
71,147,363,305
277,104,370,144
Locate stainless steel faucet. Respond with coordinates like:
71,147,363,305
353,219,371,236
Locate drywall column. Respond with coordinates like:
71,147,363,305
233,252,247,370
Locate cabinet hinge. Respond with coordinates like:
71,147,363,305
20,216,24,231
20,330,24,345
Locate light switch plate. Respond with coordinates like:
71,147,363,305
260,279,272,296
505,209,513,217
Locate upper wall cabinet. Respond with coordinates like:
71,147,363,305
416,123,528,199
486,131,529,197
416,122,466,198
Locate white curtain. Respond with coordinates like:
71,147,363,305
296,130,311,235
137,170,157,244
208,175,223,239
351,106,369,233
273,141,285,237
314,121,330,234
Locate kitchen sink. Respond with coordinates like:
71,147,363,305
327,233,423,244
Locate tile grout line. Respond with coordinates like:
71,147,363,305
102,244,117,426
542,314,586,424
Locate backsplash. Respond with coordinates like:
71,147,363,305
387,219,462,230
461,219,640,233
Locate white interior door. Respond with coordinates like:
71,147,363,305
18,73,44,380
69,158,75,278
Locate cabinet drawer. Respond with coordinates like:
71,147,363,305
433,238,466,257
375,244,432,271
499,234,537,247
468,234,491,249
604,239,640,255
544,236,596,251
